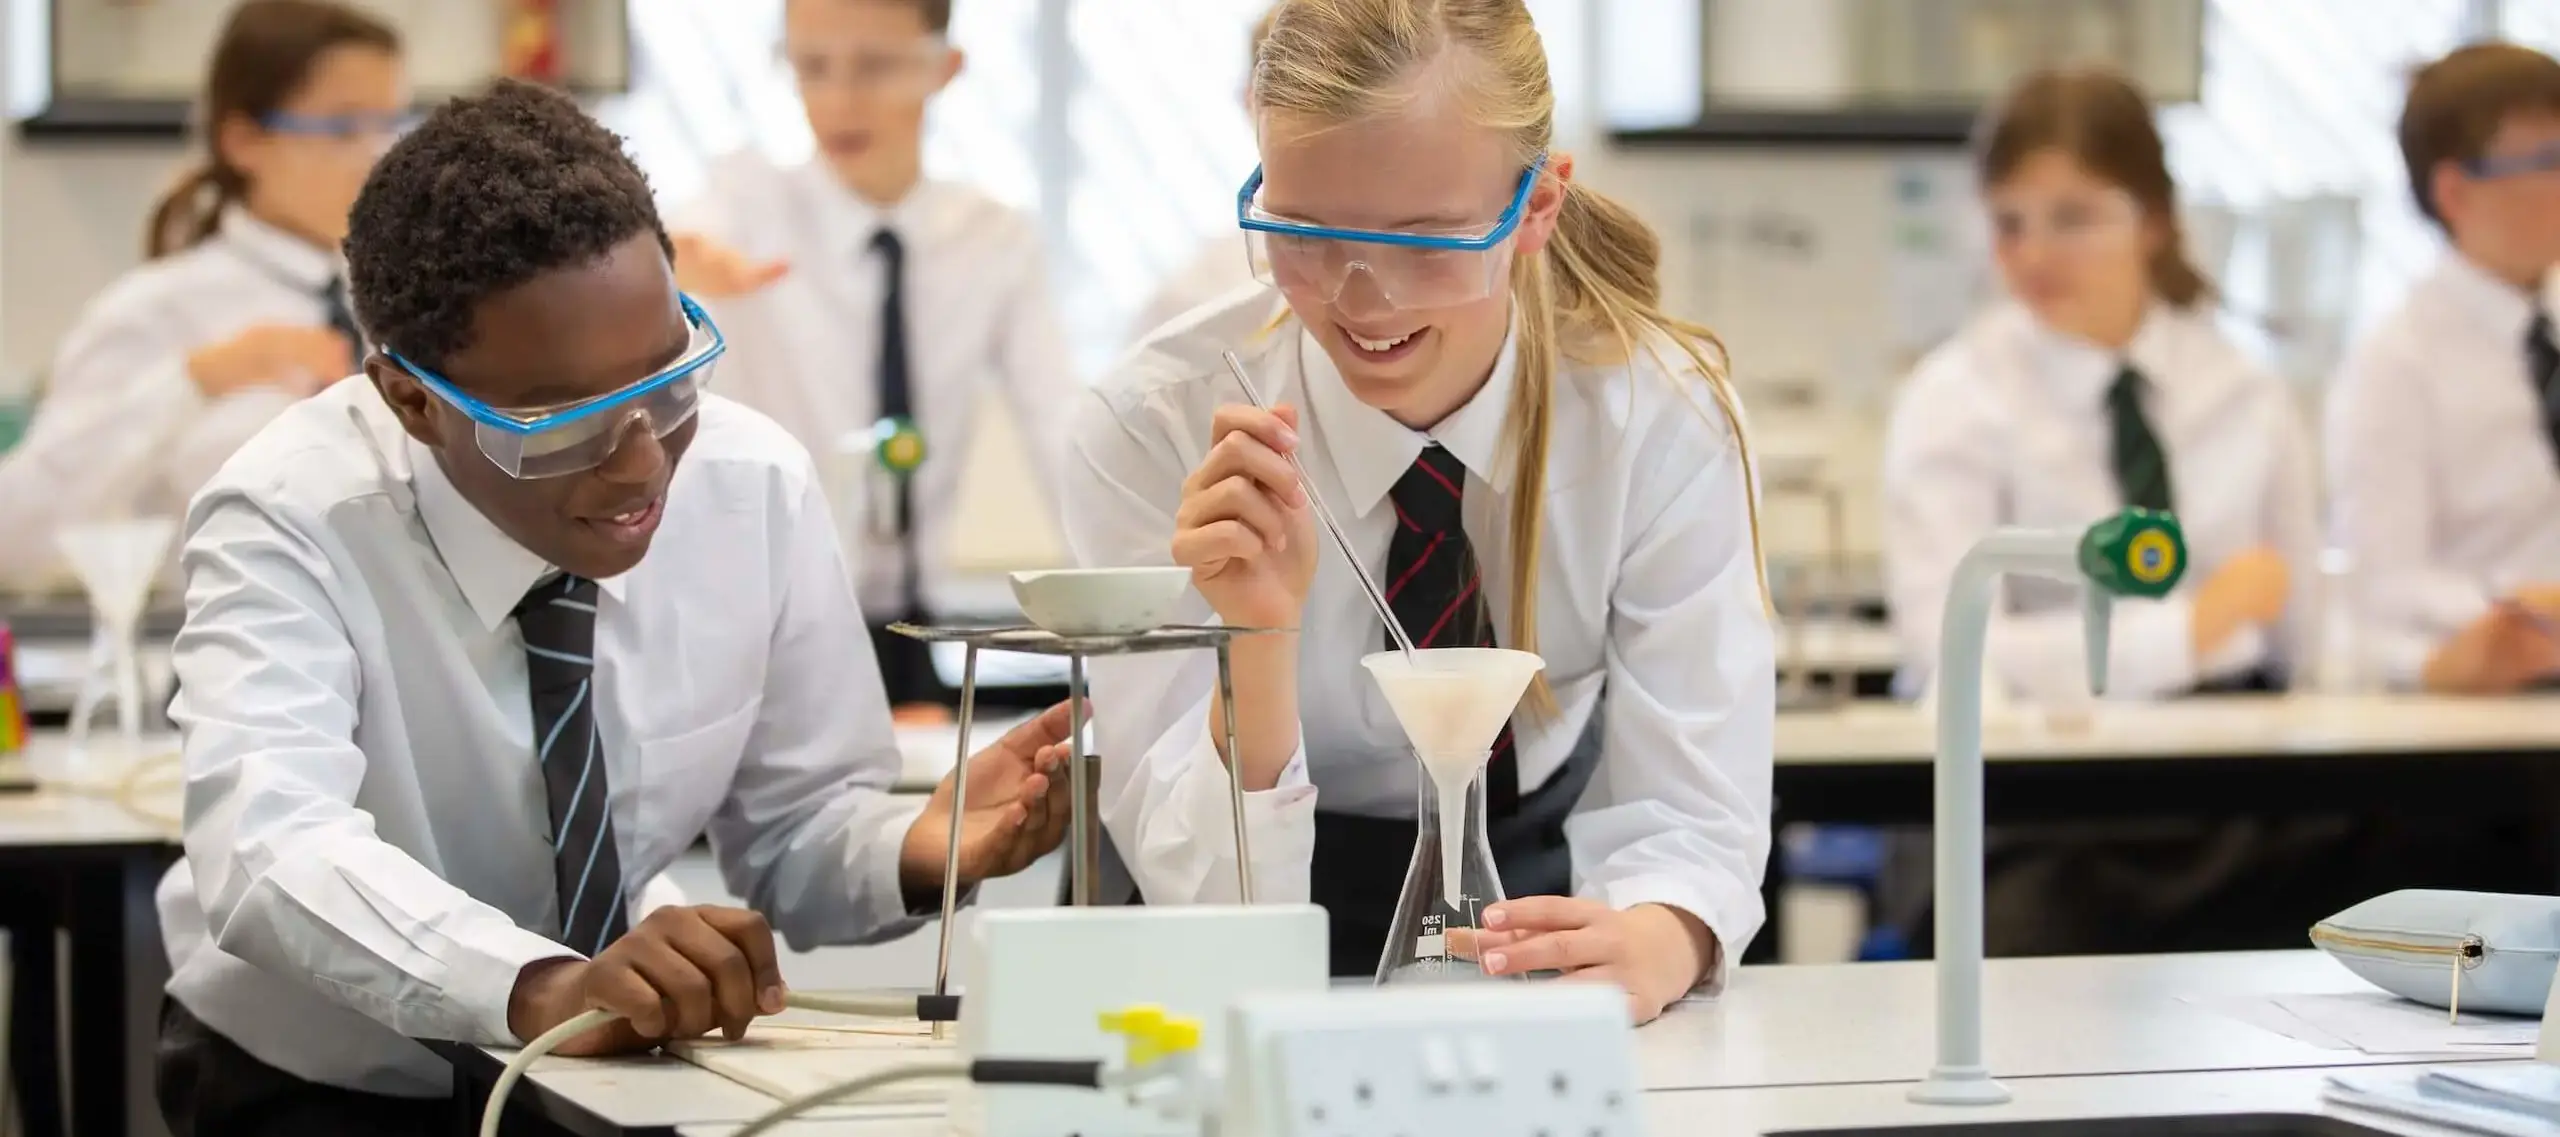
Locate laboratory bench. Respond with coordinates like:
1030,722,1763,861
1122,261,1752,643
455,951,2525,1137
677,1067,2516,1137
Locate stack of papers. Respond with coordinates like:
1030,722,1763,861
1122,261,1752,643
2329,1067,2560,1137
2190,991,2539,1057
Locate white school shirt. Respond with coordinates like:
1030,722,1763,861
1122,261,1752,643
157,382,926,1096
674,154,1077,617
2325,252,2560,686
1059,291,1776,983
0,209,336,588
1881,302,2320,701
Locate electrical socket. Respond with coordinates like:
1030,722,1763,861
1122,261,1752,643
1225,983,1644,1137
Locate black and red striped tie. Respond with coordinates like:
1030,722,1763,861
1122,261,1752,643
1384,444,1519,818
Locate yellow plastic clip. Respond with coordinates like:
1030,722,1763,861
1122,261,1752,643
1098,1004,1202,1068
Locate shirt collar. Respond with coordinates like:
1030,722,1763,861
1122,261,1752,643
218,207,339,292
406,436,628,630
2021,302,2175,408
1299,319,1522,518
2431,250,2540,341
799,165,957,264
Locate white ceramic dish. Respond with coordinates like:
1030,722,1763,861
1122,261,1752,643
1008,567,1192,636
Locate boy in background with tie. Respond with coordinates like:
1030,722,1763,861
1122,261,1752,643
668,0,1078,720
2329,43,2560,694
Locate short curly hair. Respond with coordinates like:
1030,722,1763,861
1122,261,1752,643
345,78,671,373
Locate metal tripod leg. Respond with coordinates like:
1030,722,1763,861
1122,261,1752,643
930,645,979,1039
1217,642,1253,902
1068,654,1096,905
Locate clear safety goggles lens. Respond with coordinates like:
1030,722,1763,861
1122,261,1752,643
476,372,709,480
1987,193,2143,253
1245,229,1514,310
397,296,725,480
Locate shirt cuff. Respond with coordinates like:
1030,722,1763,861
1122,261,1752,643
865,797,936,931
1595,871,1764,998
1144,723,1318,904
446,914,587,1046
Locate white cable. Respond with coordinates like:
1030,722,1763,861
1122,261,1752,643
479,990,954,1137
780,991,934,1018
728,1060,971,1137
481,1008,619,1137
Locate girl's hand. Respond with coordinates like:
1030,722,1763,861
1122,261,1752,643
670,231,789,297
187,324,351,399
1477,898,1718,1024
1173,404,1318,628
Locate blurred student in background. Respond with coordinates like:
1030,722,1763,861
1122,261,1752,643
1881,68,2326,955
669,0,1077,720
2329,43,2560,694
1885,67,2315,707
1127,5,1282,341
0,0,405,589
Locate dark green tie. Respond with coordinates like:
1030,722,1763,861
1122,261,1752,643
2106,364,2175,513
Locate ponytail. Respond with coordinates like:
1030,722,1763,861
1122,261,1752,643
143,161,244,260
1499,179,1770,717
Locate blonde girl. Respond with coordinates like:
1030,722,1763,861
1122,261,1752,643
1060,0,1770,1023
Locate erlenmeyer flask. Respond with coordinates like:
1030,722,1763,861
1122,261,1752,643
1377,753,1520,985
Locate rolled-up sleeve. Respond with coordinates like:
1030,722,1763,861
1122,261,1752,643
1057,386,1318,905
173,491,570,1046
1572,391,1774,992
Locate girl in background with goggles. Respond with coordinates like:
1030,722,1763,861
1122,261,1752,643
0,0,409,588
1878,68,2338,958
1061,0,1772,1024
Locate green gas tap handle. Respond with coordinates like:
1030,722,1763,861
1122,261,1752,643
2078,508,2186,599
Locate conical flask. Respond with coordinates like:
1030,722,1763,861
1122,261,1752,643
1377,754,1515,984
56,517,176,765
1361,647,1545,986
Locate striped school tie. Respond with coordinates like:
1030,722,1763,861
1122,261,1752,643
515,575,629,956
1384,444,1520,818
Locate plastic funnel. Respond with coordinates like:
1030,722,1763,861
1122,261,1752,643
57,518,176,633
1360,648,1544,760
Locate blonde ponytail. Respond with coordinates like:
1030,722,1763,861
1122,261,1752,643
1256,0,1768,715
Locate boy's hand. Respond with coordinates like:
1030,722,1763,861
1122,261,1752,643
505,905,787,1056
1474,898,1717,1025
2425,602,2560,694
671,231,790,297
899,701,1077,890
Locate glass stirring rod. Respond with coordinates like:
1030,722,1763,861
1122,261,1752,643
1220,350,1418,659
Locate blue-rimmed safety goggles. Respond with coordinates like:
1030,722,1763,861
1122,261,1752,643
1237,155,1546,310
2466,140,2560,180
260,109,420,147
385,294,725,480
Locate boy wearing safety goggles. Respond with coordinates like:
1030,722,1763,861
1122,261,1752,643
153,80,1074,1136
2328,43,2560,694
663,0,1079,722
1060,0,1771,1025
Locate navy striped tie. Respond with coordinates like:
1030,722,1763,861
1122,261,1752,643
516,575,628,956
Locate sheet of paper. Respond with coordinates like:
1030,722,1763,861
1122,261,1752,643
2274,991,2539,1054
2327,1070,2560,1137
2180,994,2356,1050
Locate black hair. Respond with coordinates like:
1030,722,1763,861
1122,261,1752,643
345,78,672,371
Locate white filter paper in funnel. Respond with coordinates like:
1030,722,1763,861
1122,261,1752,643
1363,648,1543,909
56,518,175,764
1362,648,1543,759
